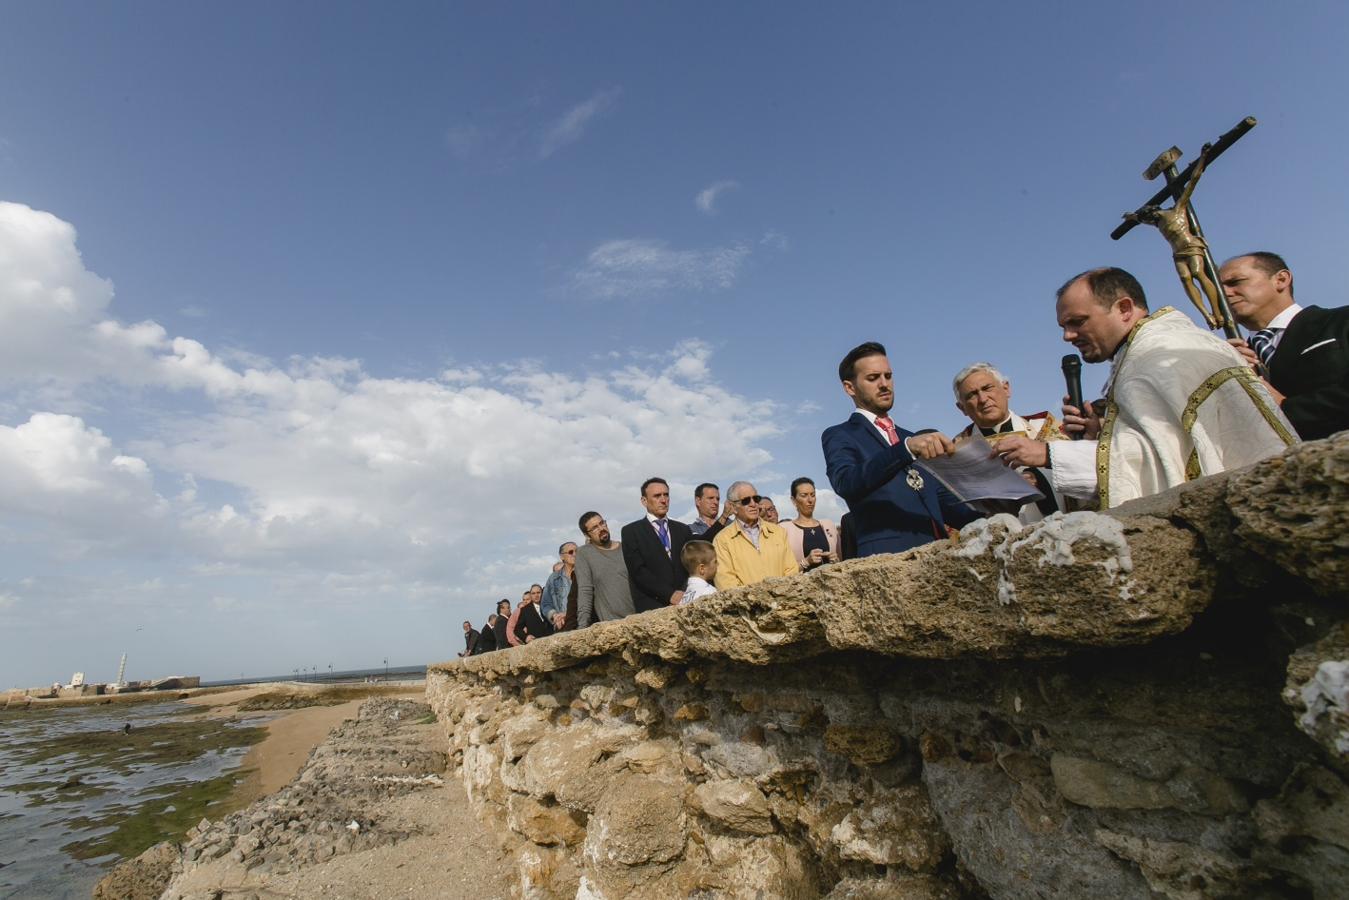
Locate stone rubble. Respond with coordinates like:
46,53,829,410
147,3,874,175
94,698,449,900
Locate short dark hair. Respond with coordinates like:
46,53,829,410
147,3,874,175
695,482,718,499
640,477,669,498
1235,251,1294,298
578,511,601,533
838,342,887,383
680,540,716,570
1056,267,1149,312
497,599,510,612
487,614,498,624
790,476,815,496
463,620,471,627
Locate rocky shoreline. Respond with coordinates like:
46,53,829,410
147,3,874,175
95,697,511,900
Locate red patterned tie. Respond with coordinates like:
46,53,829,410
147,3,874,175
875,416,899,446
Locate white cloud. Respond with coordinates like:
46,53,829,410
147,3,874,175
695,180,739,215
574,238,750,300
0,413,168,543
539,88,621,159
0,201,793,683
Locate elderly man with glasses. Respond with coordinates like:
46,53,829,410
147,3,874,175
711,481,801,589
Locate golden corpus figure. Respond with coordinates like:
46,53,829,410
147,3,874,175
1122,143,1224,328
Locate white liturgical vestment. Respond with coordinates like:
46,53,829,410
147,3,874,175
1050,307,1297,509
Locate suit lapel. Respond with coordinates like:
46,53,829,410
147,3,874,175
1269,306,1315,380
851,411,890,449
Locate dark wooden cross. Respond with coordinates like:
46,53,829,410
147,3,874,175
1112,116,1258,339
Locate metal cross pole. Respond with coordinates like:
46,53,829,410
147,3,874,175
1112,116,1258,340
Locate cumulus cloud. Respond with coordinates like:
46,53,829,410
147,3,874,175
695,180,739,215
0,413,168,551
574,238,750,300
539,88,621,159
0,202,792,680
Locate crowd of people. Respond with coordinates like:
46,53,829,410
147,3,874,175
461,252,1346,657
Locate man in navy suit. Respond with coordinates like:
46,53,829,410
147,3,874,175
621,477,694,612
1221,251,1349,440
822,342,978,557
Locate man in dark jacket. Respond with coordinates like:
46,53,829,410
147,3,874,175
621,477,694,612
511,585,554,644
823,342,976,557
458,620,480,657
473,614,498,654
491,599,511,649
1222,251,1349,439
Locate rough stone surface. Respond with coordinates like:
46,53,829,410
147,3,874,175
91,839,181,900
424,436,1349,899
583,773,687,867
507,793,586,846
693,779,775,835
1285,622,1349,770
830,786,947,869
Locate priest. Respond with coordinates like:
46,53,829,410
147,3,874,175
993,267,1296,508
951,361,1066,523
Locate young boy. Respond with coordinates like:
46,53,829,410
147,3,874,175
679,540,719,605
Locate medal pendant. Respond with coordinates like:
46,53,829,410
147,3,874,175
906,469,925,491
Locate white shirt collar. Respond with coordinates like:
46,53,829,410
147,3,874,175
854,407,895,441
645,512,667,526
1265,303,1302,331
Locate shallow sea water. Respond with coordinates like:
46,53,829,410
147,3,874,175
0,700,261,899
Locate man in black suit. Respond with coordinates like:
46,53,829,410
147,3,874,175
474,614,498,654
511,584,554,644
621,477,693,612
1222,251,1349,439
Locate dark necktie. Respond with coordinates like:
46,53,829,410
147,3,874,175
654,518,670,553
1248,328,1282,368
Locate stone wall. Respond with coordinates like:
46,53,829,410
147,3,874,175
427,435,1349,899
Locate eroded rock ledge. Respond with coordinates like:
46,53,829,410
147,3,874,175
428,434,1349,899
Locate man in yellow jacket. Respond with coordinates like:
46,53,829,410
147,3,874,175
713,481,801,589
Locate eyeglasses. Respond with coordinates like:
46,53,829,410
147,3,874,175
735,495,764,506
562,549,576,555
585,519,607,533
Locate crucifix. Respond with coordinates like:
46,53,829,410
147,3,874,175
1112,116,1257,339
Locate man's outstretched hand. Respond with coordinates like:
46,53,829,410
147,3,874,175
906,432,957,459
993,435,1049,469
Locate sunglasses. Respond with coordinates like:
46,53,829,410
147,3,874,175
735,495,764,506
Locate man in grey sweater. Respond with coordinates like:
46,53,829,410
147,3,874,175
575,511,635,627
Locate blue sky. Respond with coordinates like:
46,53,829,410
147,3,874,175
3,2,1347,686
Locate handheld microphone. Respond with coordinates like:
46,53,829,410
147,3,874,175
1061,354,1085,441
